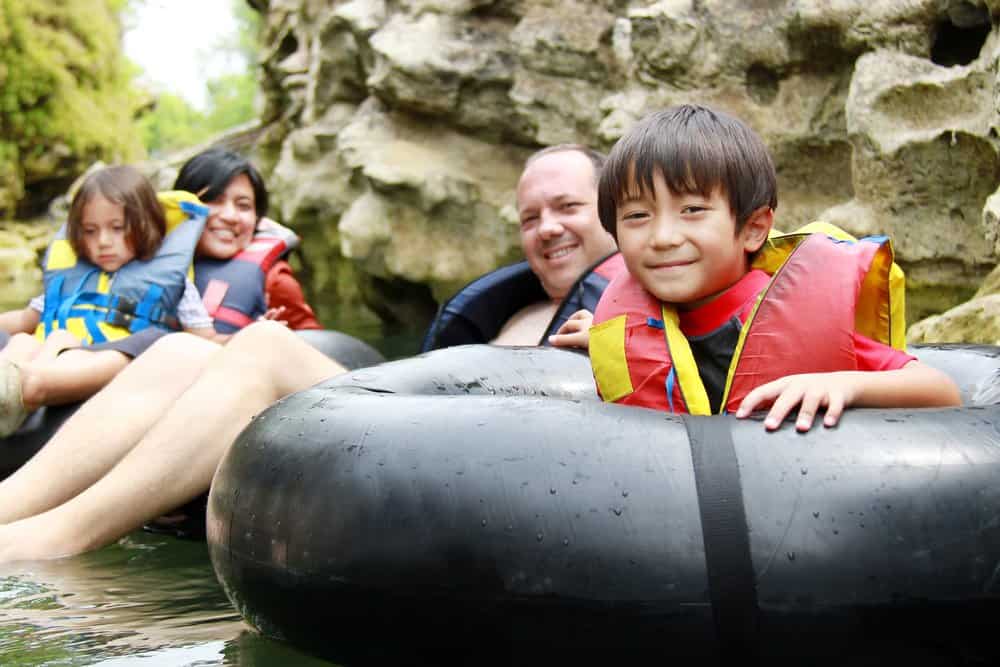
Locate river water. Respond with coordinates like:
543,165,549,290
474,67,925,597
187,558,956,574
0,532,337,666
0,311,425,666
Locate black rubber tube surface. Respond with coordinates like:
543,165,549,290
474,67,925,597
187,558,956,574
208,343,1000,665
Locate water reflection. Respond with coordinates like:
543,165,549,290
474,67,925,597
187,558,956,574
0,531,338,666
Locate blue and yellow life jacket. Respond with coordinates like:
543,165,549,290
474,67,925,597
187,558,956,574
35,191,208,345
194,218,300,334
590,222,907,413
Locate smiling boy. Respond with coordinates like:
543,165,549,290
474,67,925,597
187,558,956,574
589,105,960,431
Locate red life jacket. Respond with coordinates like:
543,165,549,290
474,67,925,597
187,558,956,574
589,231,900,414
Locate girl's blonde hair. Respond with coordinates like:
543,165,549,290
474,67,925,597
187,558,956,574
67,165,166,262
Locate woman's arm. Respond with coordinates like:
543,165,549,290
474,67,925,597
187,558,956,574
265,261,321,330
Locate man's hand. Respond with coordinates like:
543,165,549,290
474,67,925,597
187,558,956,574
548,309,593,350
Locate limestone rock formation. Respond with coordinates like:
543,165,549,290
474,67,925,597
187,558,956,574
253,0,1000,335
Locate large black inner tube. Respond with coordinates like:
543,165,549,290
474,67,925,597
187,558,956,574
208,343,1000,666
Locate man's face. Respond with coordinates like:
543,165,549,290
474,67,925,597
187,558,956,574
516,150,616,301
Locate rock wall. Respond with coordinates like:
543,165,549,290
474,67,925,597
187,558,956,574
252,0,1000,335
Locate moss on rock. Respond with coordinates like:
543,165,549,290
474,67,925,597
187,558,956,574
0,0,143,218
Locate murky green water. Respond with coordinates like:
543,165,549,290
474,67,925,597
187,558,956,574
0,532,338,666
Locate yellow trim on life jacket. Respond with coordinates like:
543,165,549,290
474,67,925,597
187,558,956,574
755,222,906,350
590,315,633,402
661,307,712,415
45,240,78,271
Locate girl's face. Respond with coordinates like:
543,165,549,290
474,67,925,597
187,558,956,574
196,173,257,259
79,194,136,272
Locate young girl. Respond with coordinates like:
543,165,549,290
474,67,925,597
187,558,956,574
0,165,218,436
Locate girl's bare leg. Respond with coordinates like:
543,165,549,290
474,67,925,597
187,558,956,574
0,322,346,561
0,333,220,524
19,349,131,410
0,332,45,365
33,330,82,363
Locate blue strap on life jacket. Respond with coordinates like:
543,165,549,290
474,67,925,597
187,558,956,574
665,366,677,413
645,317,676,411
41,274,65,338
55,269,98,333
132,284,164,333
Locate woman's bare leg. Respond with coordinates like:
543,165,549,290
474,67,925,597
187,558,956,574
0,333,220,524
0,322,346,561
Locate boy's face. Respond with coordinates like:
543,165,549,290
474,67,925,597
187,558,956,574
615,170,770,309
516,151,617,301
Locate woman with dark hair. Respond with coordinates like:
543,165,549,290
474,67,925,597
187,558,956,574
175,148,320,333
0,148,321,436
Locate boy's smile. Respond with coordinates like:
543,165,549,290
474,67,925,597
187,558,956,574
616,170,770,309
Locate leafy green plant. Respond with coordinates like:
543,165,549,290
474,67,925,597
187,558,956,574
0,0,143,217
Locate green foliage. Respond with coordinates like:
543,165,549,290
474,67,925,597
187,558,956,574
0,0,144,216
136,0,261,156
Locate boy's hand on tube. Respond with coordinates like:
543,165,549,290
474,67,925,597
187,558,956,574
735,372,860,432
548,309,594,350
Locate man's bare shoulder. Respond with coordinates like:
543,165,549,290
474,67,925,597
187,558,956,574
491,301,559,346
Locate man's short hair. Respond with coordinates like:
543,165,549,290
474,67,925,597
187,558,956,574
598,105,777,238
524,144,606,183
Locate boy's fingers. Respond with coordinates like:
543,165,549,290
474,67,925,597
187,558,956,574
764,386,802,430
736,380,781,417
795,391,823,432
824,394,845,427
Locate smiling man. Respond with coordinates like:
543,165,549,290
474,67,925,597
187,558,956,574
492,145,618,345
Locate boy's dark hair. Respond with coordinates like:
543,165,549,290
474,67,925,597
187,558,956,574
174,147,269,220
598,105,777,238
525,144,606,183
68,165,166,262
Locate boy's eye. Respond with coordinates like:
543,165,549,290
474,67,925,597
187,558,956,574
681,205,706,215
620,209,649,222
560,202,580,211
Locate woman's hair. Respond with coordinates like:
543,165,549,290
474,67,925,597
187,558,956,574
67,165,166,261
598,104,778,239
173,147,269,219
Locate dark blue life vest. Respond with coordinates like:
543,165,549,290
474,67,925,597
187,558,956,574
194,220,299,334
420,252,625,352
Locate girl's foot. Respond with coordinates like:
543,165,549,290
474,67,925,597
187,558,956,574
0,360,28,437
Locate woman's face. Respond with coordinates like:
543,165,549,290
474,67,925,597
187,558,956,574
196,173,257,259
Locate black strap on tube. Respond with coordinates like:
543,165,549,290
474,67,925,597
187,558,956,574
683,414,760,664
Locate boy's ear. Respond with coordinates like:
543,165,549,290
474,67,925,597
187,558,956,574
741,206,773,253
